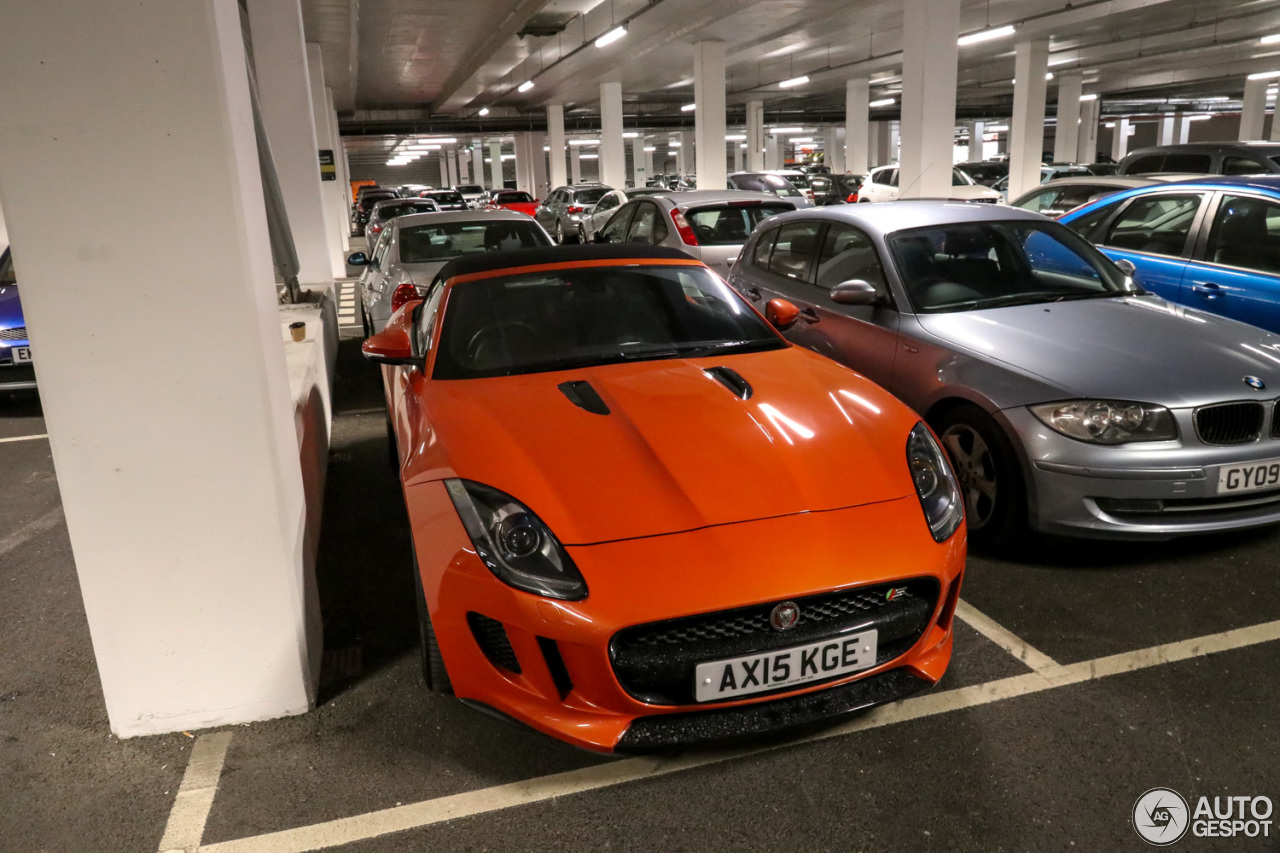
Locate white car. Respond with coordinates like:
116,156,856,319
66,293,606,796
454,184,487,209
856,165,1001,204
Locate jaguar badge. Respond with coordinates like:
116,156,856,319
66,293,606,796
770,601,799,631
1245,376,1267,391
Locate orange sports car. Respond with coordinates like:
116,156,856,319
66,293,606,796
363,245,966,752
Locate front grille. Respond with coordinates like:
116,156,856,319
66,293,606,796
1096,491,1280,520
0,327,26,341
0,363,35,383
1195,402,1263,445
1272,402,1280,439
467,612,521,674
610,579,939,705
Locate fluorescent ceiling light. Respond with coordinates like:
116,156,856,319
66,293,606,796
790,137,814,142
669,140,682,147
725,134,746,141
1186,114,1213,121
1080,93,1098,101
868,97,896,107
1010,73,1053,83
1248,70,1280,80
1104,121,1116,128
517,80,534,92
681,103,697,111
666,78,693,89
986,124,1009,132
595,25,626,48
1201,96,1230,102
568,139,600,146
779,75,810,88
408,137,457,146
478,107,490,116
958,24,1016,46
543,146,550,151
643,146,657,152
740,143,748,148
771,127,805,133
580,153,599,159
1263,34,1280,45
623,131,640,138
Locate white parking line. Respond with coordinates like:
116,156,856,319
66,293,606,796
0,506,64,559
954,599,1061,673
0,433,48,443
159,731,234,853
191,618,1280,853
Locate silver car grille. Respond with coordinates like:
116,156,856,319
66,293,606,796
0,327,26,341
1194,401,1264,445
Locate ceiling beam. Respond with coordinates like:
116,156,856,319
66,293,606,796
430,0,552,114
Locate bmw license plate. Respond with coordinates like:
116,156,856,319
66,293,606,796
10,347,31,363
693,630,878,702
1217,458,1280,494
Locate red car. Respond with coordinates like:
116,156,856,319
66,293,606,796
486,189,539,217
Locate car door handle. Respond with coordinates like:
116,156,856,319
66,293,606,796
1191,282,1222,299
800,307,820,323
745,287,762,302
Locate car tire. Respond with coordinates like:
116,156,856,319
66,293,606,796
555,221,566,244
934,405,1027,547
413,556,453,694
578,224,588,243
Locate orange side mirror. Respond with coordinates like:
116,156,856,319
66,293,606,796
362,325,415,365
765,298,800,330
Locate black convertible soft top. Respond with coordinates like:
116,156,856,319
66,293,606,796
434,244,694,282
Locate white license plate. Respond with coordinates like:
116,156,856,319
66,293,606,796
11,346,31,363
1217,458,1280,494
694,630,878,702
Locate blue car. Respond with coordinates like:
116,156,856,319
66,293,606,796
1059,175,1280,334
0,247,35,391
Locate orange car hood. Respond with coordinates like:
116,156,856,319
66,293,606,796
409,346,921,545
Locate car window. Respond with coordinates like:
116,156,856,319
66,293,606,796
1055,185,1112,215
951,168,975,186
372,230,392,269
752,228,778,269
433,265,783,379
414,282,447,357
1207,194,1280,274
1222,157,1263,176
398,220,550,262
871,168,890,185
0,250,14,286
456,185,484,194
887,221,1131,313
626,202,666,243
1124,155,1165,175
1014,189,1064,214
426,191,465,205
495,191,533,203
595,193,619,213
1162,153,1212,173
766,221,822,282
377,202,437,220
1102,193,1202,256
597,205,634,243
815,224,888,295
685,204,794,246
574,188,610,205
1064,199,1121,240
889,169,900,188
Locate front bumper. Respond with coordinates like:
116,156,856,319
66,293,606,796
1006,406,1280,539
0,346,35,390
410,483,965,752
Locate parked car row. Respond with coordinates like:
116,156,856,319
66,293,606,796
0,246,34,393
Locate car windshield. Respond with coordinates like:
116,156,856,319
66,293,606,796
496,191,533,203
427,191,465,204
686,204,795,245
433,264,784,379
952,168,976,186
778,173,811,189
733,174,802,197
573,188,610,205
377,202,437,220
360,193,396,209
887,220,1137,314
0,250,14,286
457,185,484,194
398,221,549,263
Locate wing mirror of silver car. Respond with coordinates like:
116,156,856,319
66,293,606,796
829,280,879,305
346,252,369,266
1114,259,1136,275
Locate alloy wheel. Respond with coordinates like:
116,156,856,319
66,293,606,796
941,424,998,530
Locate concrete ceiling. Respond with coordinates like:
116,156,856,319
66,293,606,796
302,0,1280,127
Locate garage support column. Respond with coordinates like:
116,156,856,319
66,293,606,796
457,148,469,184
599,82,626,189
437,151,449,187
746,100,765,171
967,121,985,161
1158,112,1177,146
693,41,727,190
1241,77,1269,141
1111,117,1131,161
570,145,583,183
845,78,870,176
547,105,567,189
764,134,780,170
245,0,332,287
631,137,648,186
1008,39,1050,201
1078,99,1100,163
489,140,503,189
898,0,960,198
0,0,316,736
471,141,485,190
733,141,745,172
1054,74,1083,164
1271,92,1280,141
531,134,549,197
305,45,347,275
324,92,349,252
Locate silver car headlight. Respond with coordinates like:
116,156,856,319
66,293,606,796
1029,399,1178,444
907,423,964,542
445,479,587,600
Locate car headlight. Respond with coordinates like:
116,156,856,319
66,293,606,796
445,479,587,600
907,423,964,542
1029,400,1177,444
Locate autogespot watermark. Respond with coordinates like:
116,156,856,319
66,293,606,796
1133,787,1274,845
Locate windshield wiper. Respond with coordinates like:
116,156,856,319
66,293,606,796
1049,290,1133,302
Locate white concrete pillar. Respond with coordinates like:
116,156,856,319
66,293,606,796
1158,112,1177,146
570,145,583,183
512,132,536,195
547,105,567,189
846,78,870,175
0,0,316,736
1008,39,1050,200
673,131,689,174
734,142,745,173
1178,115,1192,144
746,100,765,172
436,152,447,187
867,121,882,168
331,110,350,227
471,142,485,190
246,0,331,286
644,144,654,180
966,121,985,161
456,148,469,184
1078,99,1100,163
305,45,347,275
764,134,780,170
831,127,846,173
323,92,349,252
1111,117,1132,161
631,137,647,186
489,139,503,189
1271,94,1280,141
1054,74,1083,164
447,149,459,187
899,0,959,198
598,82,626,189
531,134,549,197
693,41,727,190
1241,77,1268,141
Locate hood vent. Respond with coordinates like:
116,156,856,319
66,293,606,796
558,380,610,415
704,367,752,400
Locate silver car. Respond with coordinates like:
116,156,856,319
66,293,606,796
593,190,796,274
348,210,552,333
577,188,670,243
534,183,614,244
364,197,439,251
727,201,1280,542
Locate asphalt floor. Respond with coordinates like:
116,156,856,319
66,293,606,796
2,333,1279,853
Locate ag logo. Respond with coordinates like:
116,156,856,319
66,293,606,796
1134,787,1190,846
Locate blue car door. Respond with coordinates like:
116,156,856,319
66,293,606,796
1180,192,1280,334
1094,191,1209,303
